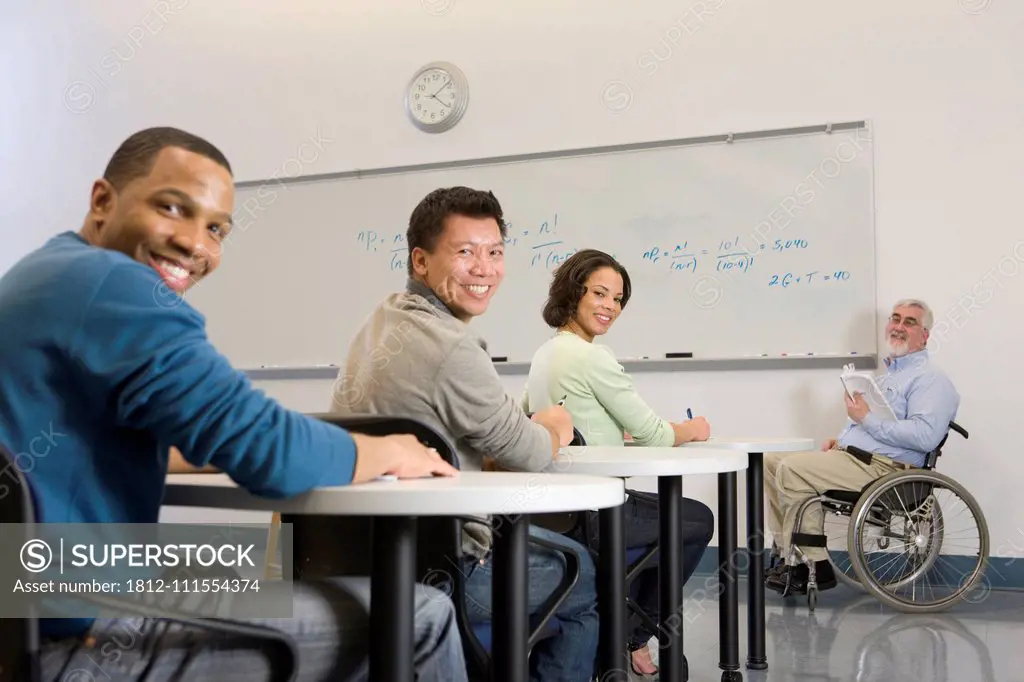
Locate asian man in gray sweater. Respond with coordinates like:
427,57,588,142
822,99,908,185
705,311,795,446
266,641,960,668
330,187,599,682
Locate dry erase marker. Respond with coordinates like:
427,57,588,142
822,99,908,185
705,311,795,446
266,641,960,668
686,408,693,420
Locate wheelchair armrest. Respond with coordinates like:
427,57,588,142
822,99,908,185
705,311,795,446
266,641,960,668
949,421,968,439
843,445,876,466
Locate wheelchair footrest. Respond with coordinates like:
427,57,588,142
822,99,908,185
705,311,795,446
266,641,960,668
792,532,827,547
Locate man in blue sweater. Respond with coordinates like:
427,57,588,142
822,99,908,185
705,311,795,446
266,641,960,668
0,127,466,681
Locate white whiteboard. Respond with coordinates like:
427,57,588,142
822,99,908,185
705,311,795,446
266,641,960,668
187,122,877,370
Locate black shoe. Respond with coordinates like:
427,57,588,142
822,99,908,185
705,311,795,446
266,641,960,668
764,561,788,581
766,561,837,595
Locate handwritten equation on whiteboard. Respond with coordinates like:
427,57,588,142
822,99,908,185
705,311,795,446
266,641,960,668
355,223,850,288
641,237,813,274
355,213,584,273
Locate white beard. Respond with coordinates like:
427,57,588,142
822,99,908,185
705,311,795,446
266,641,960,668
888,337,909,357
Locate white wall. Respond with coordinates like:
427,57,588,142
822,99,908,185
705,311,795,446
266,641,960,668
5,0,1023,556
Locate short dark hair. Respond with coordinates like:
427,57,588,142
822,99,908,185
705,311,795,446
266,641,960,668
102,127,232,190
542,249,632,328
406,186,507,275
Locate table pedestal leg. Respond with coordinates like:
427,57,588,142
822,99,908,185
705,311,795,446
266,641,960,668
371,516,416,682
493,514,529,682
746,452,768,671
598,504,627,681
658,476,687,682
718,473,742,682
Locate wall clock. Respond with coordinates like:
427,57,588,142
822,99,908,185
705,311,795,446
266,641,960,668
405,61,469,133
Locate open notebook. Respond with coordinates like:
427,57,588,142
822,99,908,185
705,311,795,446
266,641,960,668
840,363,898,421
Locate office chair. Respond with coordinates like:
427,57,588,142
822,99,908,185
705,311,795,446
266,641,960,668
0,443,299,682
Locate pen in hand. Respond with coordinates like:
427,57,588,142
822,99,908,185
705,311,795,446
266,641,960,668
557,395,567,406
686,408,693,420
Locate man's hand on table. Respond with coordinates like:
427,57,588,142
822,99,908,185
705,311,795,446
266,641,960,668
351,433,459,483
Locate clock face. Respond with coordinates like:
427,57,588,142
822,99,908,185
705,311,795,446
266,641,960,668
406,63,468,132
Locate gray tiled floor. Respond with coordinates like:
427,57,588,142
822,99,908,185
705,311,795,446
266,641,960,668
638,580,1024,682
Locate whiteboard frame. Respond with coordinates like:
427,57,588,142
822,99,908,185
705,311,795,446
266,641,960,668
236,120,868,189
230,119,877,380
242,354,879,381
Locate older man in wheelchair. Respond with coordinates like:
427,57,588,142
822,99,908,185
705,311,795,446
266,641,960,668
762,299,977,607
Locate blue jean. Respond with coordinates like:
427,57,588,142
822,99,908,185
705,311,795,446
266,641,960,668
461,524,599,682
37,577,467,681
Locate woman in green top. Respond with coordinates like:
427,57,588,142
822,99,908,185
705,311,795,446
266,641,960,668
524,249,715,677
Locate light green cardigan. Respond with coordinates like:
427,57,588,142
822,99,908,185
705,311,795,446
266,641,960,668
522,331,675,447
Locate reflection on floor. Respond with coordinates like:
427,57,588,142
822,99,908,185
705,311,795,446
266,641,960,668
635,581,1024,682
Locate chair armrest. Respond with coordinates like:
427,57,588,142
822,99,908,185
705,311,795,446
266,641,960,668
68,592,298,682
524,533,582,649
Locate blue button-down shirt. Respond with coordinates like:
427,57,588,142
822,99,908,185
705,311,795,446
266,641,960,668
837,350,960,468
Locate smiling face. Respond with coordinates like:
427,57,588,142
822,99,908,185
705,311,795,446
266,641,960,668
885,303,929,357
570,266,625,341
411,213,505,322
83,146,235,293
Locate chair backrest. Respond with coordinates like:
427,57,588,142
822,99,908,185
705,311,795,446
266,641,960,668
0,444,41,682
924,421,969,469
288,414,465,580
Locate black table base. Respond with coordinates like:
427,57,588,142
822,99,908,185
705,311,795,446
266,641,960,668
717,473,742,682
657,476,686,682
492,513,529,682
746,452,768,671
597,504,627,681
371,516,417,682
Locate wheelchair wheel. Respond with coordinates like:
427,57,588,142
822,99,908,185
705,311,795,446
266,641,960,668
847,470,989,613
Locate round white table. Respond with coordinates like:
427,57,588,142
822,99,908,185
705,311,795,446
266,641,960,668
681,437,814,672
550,447,749,682
163,471,624,515
164,472,625,682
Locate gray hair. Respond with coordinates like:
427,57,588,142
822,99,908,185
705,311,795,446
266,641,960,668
892,298,934,330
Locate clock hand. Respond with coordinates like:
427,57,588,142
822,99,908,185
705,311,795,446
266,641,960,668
428,94,452,108
430,79,451,97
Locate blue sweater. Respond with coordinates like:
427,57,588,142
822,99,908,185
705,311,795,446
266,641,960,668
0,232,358,639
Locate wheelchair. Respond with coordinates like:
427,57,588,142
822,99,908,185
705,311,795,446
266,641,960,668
771,421,990,613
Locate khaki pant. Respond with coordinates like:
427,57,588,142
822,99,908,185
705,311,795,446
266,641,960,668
764,449,907,562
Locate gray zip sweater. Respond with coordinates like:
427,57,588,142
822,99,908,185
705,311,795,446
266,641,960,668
329,278,553,558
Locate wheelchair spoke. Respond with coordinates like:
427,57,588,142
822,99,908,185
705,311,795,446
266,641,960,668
848,471,989,613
